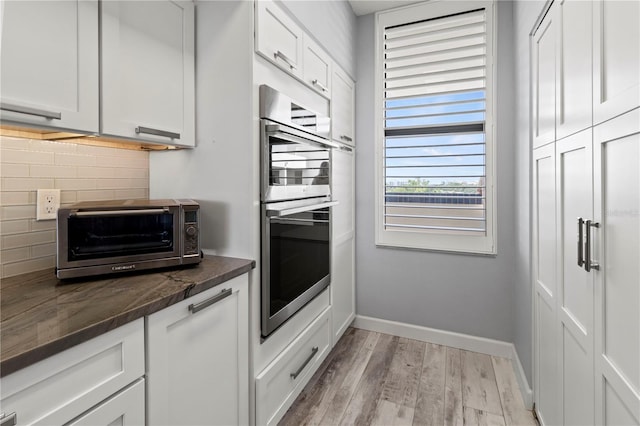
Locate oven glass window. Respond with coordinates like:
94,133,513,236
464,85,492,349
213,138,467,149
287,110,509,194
268,207,330,317
67,213,174,261
269,137,330,187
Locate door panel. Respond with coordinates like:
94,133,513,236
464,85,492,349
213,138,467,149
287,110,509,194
556,129,594,425
594,109,640,425
593,0,640,124
533,145,558,425
533,9,556,148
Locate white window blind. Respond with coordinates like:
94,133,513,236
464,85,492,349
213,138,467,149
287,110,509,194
376,1,495,254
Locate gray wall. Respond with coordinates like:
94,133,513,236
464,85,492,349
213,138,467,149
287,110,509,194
512,0,548,387
279,0,357,78
354,2,517,344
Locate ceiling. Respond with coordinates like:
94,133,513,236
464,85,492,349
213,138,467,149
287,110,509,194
348,0,423,16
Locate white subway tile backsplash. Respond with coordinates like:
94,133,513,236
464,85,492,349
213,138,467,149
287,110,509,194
2,230,55,250
54,153,97,167
29,139,78,153
1,247,30,264
0,136,150,278
2,256,56,278
1,220,30,235
2,163,30,177
30,164,77,178
55,178,97,190
1,177,55,191
0,191,31,206
76,189,116,202
76,166,116,178
1,205,36,221
31,242,56,258
1,148,54,165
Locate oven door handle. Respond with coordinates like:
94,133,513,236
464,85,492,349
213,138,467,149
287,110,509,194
266,124,339,149
266,201,338,217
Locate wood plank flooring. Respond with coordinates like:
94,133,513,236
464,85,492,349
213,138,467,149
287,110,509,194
279,328,537,426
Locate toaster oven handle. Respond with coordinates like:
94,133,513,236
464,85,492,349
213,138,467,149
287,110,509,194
266,201,338,217
70,208,170,217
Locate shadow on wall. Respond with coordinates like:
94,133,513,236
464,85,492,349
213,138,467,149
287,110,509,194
197,200,229,253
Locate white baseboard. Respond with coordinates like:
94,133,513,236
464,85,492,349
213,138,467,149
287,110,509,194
352,315,533,409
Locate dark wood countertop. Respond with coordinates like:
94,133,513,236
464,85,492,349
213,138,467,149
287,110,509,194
0,255,255,377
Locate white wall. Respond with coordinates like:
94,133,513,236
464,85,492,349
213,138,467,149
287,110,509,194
279,0,357,78
150,0,255,258
354,2,517,344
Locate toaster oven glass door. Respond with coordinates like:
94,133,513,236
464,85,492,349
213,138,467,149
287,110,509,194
67,211,175,261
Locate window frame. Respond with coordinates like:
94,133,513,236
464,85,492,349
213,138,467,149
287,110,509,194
374,0,497,255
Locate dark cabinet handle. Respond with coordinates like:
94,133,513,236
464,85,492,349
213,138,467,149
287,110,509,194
577,217,584,267
135,126,180,140
1,102,61,120
290,346,318,379
0,412,17,426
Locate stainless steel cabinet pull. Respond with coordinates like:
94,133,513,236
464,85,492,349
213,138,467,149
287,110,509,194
71,208,170,217
584,220,600,272
135,126,180,140
0,412,17,426
274,50,297,70
290,346,318,379
188,288,232,314
312,79,328,92
577,217,584,267
1,102,61,120
340,135,353,142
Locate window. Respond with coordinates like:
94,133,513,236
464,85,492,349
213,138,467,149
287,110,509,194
375,0,496,254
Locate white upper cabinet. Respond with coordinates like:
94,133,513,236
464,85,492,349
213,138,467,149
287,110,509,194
532,4,556,148
0,0,99,133
556,0,592,140
100,0,195,147
303,37,332,98
255,0,304,79
331,66,355,145
592,0,640,125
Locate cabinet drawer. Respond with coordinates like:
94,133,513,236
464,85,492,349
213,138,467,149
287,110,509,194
0,319,144,426
255,0,304,79
67,379,145,426
255,307,331,426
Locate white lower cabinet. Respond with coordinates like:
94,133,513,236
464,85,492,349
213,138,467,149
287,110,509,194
0,319,144,426
67,379,145,426
255,307,331,426
146,275,249,426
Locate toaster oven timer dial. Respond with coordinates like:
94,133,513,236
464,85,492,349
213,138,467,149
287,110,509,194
183,209,199,256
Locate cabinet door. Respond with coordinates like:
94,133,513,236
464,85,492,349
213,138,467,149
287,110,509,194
100,0,195,146
332,145,355,240
532,4,556,148
303,37,332,98
593,0,640,125
67,379,145,426
255,0,304,79
532,144,558,426
593,110,640,426
331,67,355,145
556,0,592,140
0,0,98,133
331,237,355,344
555,129,594,426
147,275,249,426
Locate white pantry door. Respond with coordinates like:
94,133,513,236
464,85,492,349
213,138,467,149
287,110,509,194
593,109,640,426
556,128,594,425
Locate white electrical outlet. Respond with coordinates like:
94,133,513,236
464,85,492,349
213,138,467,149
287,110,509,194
36,189,61,221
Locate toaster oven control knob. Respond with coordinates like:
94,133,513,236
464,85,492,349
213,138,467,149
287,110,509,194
186,225,197,237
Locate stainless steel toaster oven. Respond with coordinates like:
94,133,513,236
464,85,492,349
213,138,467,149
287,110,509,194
56,199,201,279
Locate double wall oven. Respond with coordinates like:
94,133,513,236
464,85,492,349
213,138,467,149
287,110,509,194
260,85,337,337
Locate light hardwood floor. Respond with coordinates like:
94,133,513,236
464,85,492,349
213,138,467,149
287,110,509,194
279,327,537,426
